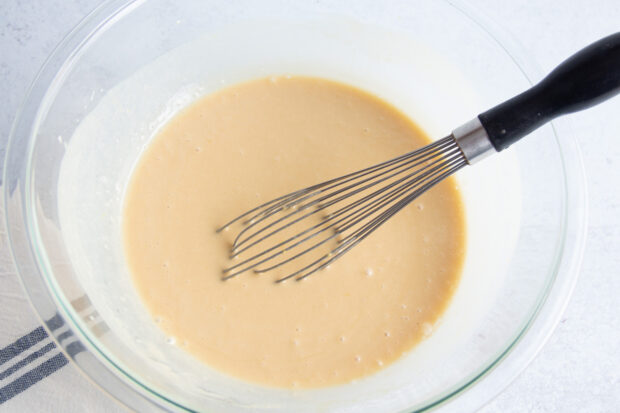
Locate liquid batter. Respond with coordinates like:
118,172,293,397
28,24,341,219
123,76,466,388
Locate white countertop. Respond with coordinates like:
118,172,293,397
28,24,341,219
1,0,619,411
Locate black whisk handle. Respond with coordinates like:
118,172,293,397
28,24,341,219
478,32,620,151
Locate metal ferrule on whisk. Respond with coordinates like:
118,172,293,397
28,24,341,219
452,117,496,165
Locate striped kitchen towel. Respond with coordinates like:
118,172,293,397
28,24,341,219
1,219,121,411
0,325,69,404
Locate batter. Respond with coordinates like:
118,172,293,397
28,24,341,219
123,76,465,388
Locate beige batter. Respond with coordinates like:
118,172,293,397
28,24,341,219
123,76,466,388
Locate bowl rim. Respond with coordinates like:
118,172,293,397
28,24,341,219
3,0,588,411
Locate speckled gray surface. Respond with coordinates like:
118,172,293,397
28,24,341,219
1,0,619,411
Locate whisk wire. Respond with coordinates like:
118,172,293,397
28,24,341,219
230,138,457,254
220,136,467,282
290,159,467,282
255,153,466,279
251,150,464,273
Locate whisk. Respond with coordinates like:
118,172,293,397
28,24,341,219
218,32,620,283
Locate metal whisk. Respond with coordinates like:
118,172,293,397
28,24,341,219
218,32,620,282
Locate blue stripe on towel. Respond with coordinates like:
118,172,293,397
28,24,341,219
0,327,48,366
0,342,56,381
0,353,68,404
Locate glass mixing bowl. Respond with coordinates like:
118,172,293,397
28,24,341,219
4,0,586,411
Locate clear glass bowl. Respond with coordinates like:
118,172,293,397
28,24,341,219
4,0,586,411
